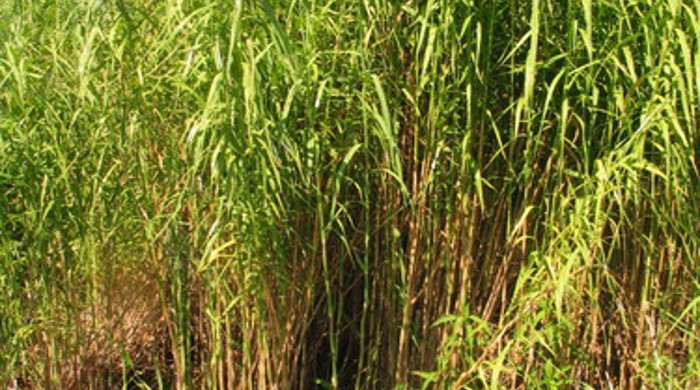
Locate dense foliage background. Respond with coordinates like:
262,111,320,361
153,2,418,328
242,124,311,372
1,0,699,389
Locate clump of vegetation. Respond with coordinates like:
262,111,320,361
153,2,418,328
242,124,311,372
1,0,698,389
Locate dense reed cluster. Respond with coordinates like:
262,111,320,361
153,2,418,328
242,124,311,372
1,0,699,389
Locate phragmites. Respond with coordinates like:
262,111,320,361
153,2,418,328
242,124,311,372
1,0,698,389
